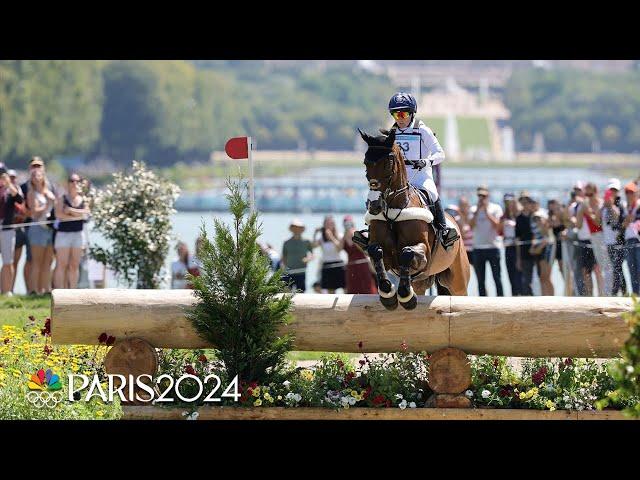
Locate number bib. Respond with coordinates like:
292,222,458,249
394,133,422,161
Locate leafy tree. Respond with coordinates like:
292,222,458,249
186,177,294,385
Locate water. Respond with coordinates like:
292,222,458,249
10,165,631,296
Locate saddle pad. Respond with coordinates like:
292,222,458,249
364,207,434,225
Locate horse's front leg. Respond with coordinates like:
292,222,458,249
397,243,428,310
367,243,398,311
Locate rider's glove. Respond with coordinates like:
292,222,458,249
411,159,427,170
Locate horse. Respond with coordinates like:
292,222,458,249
359,128,470,310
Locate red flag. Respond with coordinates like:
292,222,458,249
225,137,250,159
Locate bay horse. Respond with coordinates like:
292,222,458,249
359,129,470,310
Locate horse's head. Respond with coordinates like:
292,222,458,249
359,129,406,215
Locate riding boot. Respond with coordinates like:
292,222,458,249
432,198,459,248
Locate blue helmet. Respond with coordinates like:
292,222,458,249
388,92,417,113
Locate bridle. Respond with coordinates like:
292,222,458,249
365,146,411,223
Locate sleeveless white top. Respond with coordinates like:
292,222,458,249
320,240,342,263
32,191,49,222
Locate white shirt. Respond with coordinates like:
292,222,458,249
469,202,503,249
601,207,619,245
320,240,342,263
171,256,197,289
392,119,445,196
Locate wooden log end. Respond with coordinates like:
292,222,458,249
103,338,159,405
427,347,471,394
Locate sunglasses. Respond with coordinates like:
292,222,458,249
391,111,411,120
69,178,81,183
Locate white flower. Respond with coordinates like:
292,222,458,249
465,390,474,398
398,399,407,410
294,393,302,402
283,380,291,388
348,397,356,406
565,404,571,409
185,411,199,420
409,402,417,409
626,365,634,374
286,392,295,400
481,390,491,399
395,394,403,399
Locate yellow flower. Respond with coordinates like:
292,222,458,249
350,390,358,397
277,395,282,400
519,392,526,400
96,411,105,417
254,399,262,407
545,400,556,411
252,386,261,397
300,370,314,381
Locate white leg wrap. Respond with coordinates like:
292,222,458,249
397,286,415,303
378,284,396,298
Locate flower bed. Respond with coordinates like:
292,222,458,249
0,317,122,420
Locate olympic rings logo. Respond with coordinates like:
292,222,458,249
26,390,63,409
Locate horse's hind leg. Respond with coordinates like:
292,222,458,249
397,244,427,310
368,243,398,310
437,243,470,296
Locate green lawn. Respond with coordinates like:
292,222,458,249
422,117,446,148
0,295,50,328
457,117,491,150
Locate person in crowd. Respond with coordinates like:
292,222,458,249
313,215,345,294
515,193,541,296
452,196,474,270
52,173,90,289
469,185,503,296
576,182,610,296
547,199,567,278
499,193,522,296
528,199,554,295
622,181,640,295
566,182,586,295
21,157,57,294
8,170,27,292
26,169,56,294
171,241,198,289
312,281,323,293
258,242,282,276
602,180,627,296
0,172,24,295
189,234,205,277
281,218,314,292
339,215,376,294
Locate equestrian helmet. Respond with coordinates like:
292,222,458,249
388,92,417,113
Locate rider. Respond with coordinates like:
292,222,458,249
355,92,459,249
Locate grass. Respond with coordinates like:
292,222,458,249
422,117,447,148
457,117,491,150
287,351,358,363
0,295,51,328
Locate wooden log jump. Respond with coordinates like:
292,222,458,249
51,290,632,358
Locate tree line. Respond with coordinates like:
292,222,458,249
0,60,392,167
504,68,640,153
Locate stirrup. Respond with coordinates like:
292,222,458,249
353,229,369,249
439,227,459,248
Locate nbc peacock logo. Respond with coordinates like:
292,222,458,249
26,368,63,408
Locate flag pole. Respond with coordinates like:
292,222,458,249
248,136,255,213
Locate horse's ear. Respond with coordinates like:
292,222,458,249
379,128,390,136
358,128,372,145
384,129,396,146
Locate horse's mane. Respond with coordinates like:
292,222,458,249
390,142,408,187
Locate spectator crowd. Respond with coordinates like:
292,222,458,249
0,157,92,296
449,177,640,297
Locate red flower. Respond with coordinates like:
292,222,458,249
43,345,53,356
247,388,253,396
337,360,344,369
358,359,366,367
385,400,392,408
198,354,208,363
98,332,108,344
345,372,355,381
498,388,510,397
493,358,500,368
400,341,408,351
372,394,386,406
28,315,35,322
249,381,258,389
532,366,548,386
106,336,116,346
565,358,573,366
358,341,363,350
185,365,196,375
3,338,9,345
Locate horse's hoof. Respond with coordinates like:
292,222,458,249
380,294,398,310
399,294,417,310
